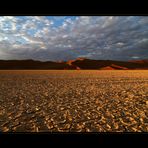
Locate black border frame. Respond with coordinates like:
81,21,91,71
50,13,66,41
0,0,148,147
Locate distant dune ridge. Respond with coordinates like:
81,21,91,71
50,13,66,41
0,58,148,70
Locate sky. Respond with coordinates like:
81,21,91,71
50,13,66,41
0,16,148,61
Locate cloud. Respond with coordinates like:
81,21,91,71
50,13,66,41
0,16,148,61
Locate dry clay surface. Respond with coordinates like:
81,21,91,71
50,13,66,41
0,70,148,132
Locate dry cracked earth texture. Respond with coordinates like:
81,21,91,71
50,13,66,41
0,70,148,132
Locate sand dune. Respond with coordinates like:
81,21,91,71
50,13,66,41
0,58,148,70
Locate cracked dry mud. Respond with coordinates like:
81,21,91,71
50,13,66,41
0,70,148,132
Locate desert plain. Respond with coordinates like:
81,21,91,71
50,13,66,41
0,70,148,132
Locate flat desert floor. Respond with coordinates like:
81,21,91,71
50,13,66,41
0,70,148,132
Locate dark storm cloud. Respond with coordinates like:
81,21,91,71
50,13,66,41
0,16,148,61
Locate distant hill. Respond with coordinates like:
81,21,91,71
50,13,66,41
66,58,148,70
0,58,148,70
128,60,148,64
0,60,72,70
